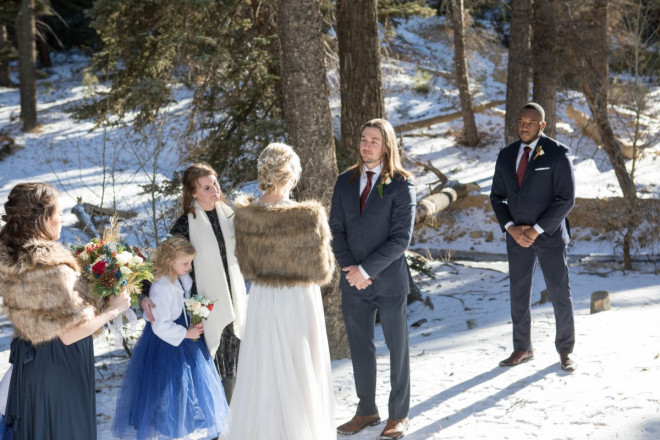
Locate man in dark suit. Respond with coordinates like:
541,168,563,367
330,119,416,439
490,102,577,372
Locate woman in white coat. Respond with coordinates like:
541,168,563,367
142,163,247,402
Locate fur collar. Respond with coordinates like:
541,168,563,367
0,239,80,275
233,198,335,288
0,239,96,344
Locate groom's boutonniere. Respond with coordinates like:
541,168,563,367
377,173,392,198
533,144,545,160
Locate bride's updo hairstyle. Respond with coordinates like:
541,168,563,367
0,182,60,260
257,143,302,192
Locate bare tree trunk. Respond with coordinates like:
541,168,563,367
505,0,532,145
337,0,384,166
449,0,479,146
37,38,51,68
532,0,559,138
0,26,11,87
564,0,637,268
276,0,348,359
18,0,37,131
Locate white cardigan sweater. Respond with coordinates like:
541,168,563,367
150,274,193,346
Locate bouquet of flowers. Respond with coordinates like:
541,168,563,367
184,295,214,341
71,219,153,308
184,295,214,326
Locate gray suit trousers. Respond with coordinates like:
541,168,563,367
342,291,410,420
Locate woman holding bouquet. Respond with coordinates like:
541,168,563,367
141,162,247,402
229,143,336,439
0,182,131,440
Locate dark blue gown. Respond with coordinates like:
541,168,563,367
2,335,96,440
112,312,228,439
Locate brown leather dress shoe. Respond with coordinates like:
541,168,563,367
499,350,534,367
560,353,577,371
380,417,410,440
337,413,381,435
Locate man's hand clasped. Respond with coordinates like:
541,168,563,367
508,225,539,248
342,265,373,290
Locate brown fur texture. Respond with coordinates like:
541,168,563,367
0,240,98,344
234,199,335,287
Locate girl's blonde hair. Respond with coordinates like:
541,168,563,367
152,236,197,281
257,143,302,192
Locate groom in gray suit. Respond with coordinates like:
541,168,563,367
490,102,577,372
330,119,416,440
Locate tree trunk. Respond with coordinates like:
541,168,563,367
568,0,637,269
18,0,37,131
449,0,479,146
0,26,11,87
532,0,559,138
393,100,505,133
505,0,532,146
276,0,348,359
337,0,384,167
37,38,52,69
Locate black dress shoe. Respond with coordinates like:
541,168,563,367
560,354,577,371
499,350,534,367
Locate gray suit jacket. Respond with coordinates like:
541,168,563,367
329,169,416,296
490,135,575,246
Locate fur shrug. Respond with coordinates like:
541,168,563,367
233,199,335,288
0,239,98,344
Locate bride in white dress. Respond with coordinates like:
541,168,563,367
229,143,336,440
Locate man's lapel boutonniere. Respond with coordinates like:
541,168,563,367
533,144,545,160
377,173,392,198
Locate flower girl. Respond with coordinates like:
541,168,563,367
112,236,228,439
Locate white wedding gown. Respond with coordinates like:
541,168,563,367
227,281,336,440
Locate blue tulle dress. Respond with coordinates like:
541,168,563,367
112,312,228,439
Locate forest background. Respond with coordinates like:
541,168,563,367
0,0,659,362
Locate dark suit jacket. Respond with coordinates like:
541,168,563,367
329,169,416,296
490,135,575,246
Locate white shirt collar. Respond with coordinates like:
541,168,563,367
362,163,382,177
521,137,541,152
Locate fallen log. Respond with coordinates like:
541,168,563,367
82,202,138,219
416,181,480,224
413,160,480,224
394,100,505,134
565,105,634,159
71,203,99,237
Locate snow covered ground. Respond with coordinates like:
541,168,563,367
1,16,659,440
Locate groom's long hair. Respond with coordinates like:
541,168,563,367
350,118,412,181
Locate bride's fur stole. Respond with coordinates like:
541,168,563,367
0,240,98,344
233,198,335,288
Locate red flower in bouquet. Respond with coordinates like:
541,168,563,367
92,260,109,275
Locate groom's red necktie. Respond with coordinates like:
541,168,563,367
517,146,531,187
360,171,375,214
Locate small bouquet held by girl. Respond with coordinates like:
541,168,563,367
184,296,214,341
71,217,153,346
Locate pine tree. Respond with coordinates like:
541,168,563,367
277,0,347,358
504,0,532,146
84,0,284,182
18,0,37,131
